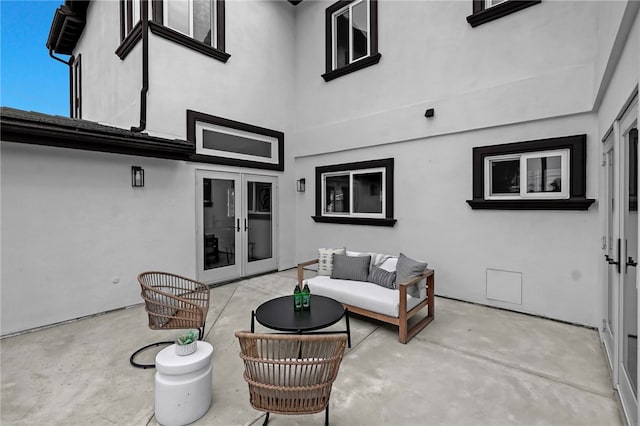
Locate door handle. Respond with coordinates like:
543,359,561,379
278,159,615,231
627,256,637,268
236,218,240,232
244,218,248,232
604,239,621,273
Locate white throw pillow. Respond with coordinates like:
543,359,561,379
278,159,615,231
317,247,346,276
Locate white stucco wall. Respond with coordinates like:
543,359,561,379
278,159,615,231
291,1,610,326
74,0,142,129
1,142,196,335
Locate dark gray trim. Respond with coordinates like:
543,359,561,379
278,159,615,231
466,134,595,210
0,108,193,161
116,21,143,59
313,158,395,225
149,22,230,62
467,0,541,28
187,110,285,171
131,0,149,132
47,3,87,55
323,0,380,82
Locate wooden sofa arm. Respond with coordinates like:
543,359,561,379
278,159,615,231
297,259,319,287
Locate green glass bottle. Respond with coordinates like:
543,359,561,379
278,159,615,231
293,284,303,311
302,282,311,310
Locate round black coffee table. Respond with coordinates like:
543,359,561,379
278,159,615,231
252,295,351,347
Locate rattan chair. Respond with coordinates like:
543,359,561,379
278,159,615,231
235,331,347,426
130,271,210,369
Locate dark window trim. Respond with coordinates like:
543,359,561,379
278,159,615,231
466,134,595,210
313,158,396,226
116,21,143,59
466,0,541,28
70,54,82,119
322,0,380,82
187,110,284,171
149,0,229,63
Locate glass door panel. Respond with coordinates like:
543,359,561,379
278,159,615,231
197,171,241,283
244,175,277,276
197,170,277,283
603,132,616,368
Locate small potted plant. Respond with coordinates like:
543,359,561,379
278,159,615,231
175,329,198,356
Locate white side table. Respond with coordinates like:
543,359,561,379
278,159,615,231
155,341,213,426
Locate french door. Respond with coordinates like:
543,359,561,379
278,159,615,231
602,96,638,426
196,170,277,284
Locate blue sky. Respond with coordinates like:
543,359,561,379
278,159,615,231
1,0,70,116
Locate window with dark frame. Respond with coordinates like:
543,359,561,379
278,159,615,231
322,0,380,82
116,0,143,59
187,110,284,171
71,54,82,119
313,158,396,226
467,134,595,210
466,0,541,28
149,0,229,62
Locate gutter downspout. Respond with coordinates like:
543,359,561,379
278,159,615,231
49,50,74,117
131,0,149,132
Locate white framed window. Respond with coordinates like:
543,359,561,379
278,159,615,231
195,122,280,166
163,0,216,47
331,0,370,70
485,0,508,8
322,167,385,218
188,110,284,171
485,149,569,200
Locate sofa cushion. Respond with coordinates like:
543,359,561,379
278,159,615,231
379,256,398,272
396,253,428,298
367,265,396,289
331,254,371,281
346,251,392,272
306,276,424,318
317,247,346,276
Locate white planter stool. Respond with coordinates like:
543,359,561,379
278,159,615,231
155,341,213,426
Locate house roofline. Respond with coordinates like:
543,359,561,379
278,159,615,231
0,107,193,161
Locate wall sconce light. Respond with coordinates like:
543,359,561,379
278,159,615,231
424,108,435,118
296,178,306,192
131,166,144,187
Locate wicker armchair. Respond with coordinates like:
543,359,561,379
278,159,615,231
235,331,347,426
130,271,210,369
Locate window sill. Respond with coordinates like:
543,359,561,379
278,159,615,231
321,53,382,82
115,22,143,60
148,21,230,63
311,216,397,226
466,0,541,28
466,198,595,210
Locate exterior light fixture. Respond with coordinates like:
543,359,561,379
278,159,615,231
131,166,144,187
424,108,435,118
296,178,306,192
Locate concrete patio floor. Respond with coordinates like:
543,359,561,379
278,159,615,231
1,269,624,425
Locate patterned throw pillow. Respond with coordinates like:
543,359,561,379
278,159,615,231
367,265,396,289
317,247,346,276
331,254,371,281
396,253,428,298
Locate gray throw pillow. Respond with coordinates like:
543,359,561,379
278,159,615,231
396,253,428,298
331,254,371,282
367,265,396,289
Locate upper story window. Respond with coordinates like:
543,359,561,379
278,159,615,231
163,0,215,47
149,0,229,62
117,0,143,59
322,0,381,82
466,0,541,28
313,158,396,226
467,134,595,210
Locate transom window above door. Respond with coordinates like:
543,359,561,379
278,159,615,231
322,0,381,82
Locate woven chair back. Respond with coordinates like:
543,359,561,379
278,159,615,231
235,331,347,415
138,271,210,331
